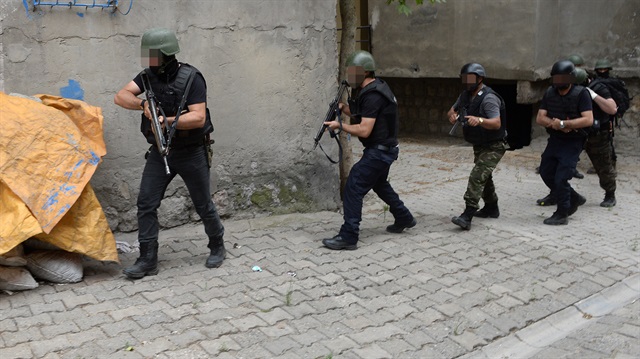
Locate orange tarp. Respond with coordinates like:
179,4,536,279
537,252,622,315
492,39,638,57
0,92,117,262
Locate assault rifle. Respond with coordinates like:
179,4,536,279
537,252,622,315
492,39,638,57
140,70,194,175
313,80,350,163
448,92,470,136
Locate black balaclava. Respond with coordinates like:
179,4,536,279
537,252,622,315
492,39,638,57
150,54,179,81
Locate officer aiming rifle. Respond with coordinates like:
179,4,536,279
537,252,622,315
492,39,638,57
313,80,350,163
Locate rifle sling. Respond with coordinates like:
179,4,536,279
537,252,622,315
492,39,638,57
166,68,197,148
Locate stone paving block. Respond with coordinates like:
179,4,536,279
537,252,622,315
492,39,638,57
30,336,73,358
2,327,43,347
40,321,81,337
289,342,334,359
255,307,295,325
167,328,208,347
29,300,65,316
0,342,33,359
352,343,393,359
430,337,468,358
133,336,174,358
100,318,142,337
228,314,269,332
347,323,404,345
16,312,52,330
450,329,487,351
284,328,323,346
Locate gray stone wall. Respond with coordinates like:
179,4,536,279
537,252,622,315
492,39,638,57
0,0,341,232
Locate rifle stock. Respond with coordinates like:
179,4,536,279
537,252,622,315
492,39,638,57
141,71,171,175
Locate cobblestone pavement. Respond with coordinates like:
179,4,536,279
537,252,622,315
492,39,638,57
2,133,639,359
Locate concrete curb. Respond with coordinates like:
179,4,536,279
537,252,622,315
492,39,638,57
460,273,640,359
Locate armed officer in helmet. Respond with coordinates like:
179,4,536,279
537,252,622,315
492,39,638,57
114,28,225,278
321,50,416,250
447,63,508,230
536,60,593,225
584,59,619,207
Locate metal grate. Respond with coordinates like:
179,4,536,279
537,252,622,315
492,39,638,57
33,0,118,10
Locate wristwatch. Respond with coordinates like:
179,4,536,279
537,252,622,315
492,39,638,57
560,120,565,129
140,99,146,110
478,117,484,124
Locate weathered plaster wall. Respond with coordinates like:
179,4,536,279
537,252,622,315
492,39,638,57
0,0,341,231
369,0,639,81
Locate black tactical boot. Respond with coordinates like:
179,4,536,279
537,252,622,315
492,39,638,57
475,202,500,218
573,169,584,179
543,211,568,225
123,241,159,279
451,207,476,230
205,236,226,268
568,190,587,216
322,235,358,250
600,191,616,208
386,218,417,233
536,193,556,206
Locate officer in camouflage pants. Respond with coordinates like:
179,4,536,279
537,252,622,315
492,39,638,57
584,59,619,207
447,63,508,230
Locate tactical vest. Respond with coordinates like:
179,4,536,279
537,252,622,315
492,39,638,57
140,63,213,147
543,85,588,138
349,79,399,148
462,86,507,145
587,81,613,128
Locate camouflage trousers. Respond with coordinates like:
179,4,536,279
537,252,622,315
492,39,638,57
464,140,507,209
585,131,617,193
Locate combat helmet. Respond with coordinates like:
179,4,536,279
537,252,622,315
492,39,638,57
568,54,585,67
551,60,575,76
594,59,612,70
141,28,180,56
460,63,486,77
574,68,588,85
346,50,376,71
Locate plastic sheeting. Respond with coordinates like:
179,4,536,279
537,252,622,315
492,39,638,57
0,92,117,262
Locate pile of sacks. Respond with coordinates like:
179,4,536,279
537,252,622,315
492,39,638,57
0,92,118,291
0,239,84,291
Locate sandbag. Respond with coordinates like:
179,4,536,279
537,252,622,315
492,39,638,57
0,266,39,291
26,250,83,284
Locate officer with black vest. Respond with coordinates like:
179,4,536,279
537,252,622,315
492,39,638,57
321,50,416,250
114,28,225,278
535,60,593,225
447,63,508,230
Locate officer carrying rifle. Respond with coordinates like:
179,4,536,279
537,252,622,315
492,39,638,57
114,28,225,279
447,63,508,230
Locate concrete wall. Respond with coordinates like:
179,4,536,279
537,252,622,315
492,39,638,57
0,0,341,231
369,0,640,80
369,0,640,140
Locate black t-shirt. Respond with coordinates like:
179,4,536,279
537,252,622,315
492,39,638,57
133,65,207,107
359,90,388,121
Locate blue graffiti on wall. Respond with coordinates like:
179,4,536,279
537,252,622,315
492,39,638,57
60,79,84,100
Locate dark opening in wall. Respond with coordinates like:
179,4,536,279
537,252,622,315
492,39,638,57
490,81,533,150
383,77,533,149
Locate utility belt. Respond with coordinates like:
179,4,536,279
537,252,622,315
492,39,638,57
588,129,612,138
170,138,205,150
367,144,398,152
